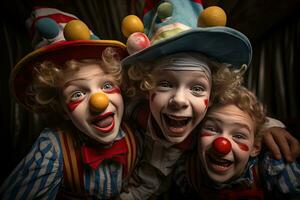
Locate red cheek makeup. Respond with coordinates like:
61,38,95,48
204,99,208,107
105,87,121,94
200,132,214,137
67,99,83,112
236,141,249,152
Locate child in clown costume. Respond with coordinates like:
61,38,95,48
171,83,300,199
0,7,141,200
0,3,298,200
118,0,300,199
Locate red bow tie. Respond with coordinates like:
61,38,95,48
81,138,128,170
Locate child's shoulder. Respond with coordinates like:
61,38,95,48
259,152,300,196
32,127,64,155
259,152,299,176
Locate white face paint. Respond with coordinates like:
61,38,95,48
59,64,124,144
149,68,211,143
198,104,259,183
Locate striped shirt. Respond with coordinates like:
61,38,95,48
262,152,300,198
0,128,129,200
172,151,300,198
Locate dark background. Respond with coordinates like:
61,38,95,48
1,0,300,184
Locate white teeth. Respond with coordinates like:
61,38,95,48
215,158,229,163
208,154,233,167
212,163,228,169
167,115,188,120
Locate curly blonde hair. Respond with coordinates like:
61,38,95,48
27,47,123,114
126,53,246,103
209,84,267,137
127,53,221,96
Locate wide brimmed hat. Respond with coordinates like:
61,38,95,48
10,7,127,112
122,0,252,68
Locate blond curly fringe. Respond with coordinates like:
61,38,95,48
210,65,266,136
27,47,122,113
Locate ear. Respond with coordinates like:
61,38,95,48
250,139,262,157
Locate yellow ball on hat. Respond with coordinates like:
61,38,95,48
63,19,91,40
121,15,144,38
198,6,227,27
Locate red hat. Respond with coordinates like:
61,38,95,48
10,7,128,112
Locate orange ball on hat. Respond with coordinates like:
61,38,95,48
198,6,227,27
63,19,91,40
121,15,144,38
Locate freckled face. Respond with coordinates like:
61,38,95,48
198,104,256,183
149,69,211,143
59,64,124,144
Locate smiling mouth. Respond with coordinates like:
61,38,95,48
92,112,115,134
207,153,233,173
163,114,191,135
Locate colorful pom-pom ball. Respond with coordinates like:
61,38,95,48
63,20,91,41
121,15,144,38
35,18,60,39
157,2,173,20
89,93,109,113
126,32,151,54
198,6,227,27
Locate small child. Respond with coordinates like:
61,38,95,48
0,7,138,200
172,81,300,199
121,52,218,199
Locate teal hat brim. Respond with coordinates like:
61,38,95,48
122,26,252,67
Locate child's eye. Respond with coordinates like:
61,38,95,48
191,85,204,92
70,91,86,101
206,126,217,132
191,85,205,95
233,133,247,140
103,82,114,90
157,81,172,89
202,125,219,134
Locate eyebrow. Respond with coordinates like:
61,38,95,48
63,78,90,88
63,73,103,88
205,116,252,133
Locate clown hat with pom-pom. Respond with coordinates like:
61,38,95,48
121,0,252,68
10,7,128,112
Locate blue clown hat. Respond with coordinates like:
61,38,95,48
122,0,252,68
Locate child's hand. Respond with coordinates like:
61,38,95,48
262,127,300,162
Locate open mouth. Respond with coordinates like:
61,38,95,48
207,153,233,173
163,114,191,135
91,112,115,133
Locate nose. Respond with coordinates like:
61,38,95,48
169,89,188,109
212,137,232,155
89,92,109,113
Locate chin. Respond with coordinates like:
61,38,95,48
98,132,119,144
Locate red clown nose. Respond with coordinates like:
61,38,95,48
212,137,231,155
